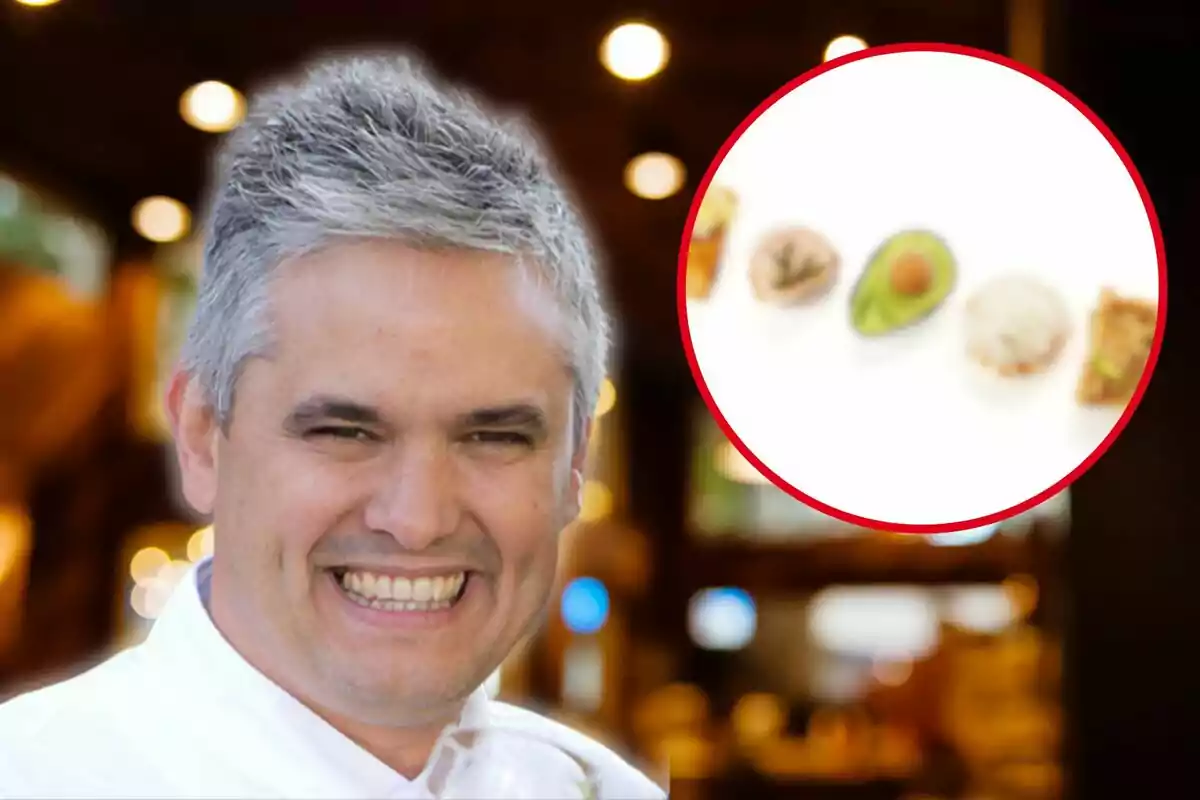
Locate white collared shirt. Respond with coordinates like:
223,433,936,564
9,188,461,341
0,558,665,799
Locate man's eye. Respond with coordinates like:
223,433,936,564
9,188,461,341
467,431,532,447
311,426,375,442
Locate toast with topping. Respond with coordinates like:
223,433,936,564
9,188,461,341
1076,288,1158,406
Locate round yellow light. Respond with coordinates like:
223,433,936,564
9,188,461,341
179,81,246,133
824,35,869,62
624,152,685,200
159,559,193,588
1003,573,1040,618
579,481,614,522
131,577,174,620
872,659,914,686
600,22,669,81
594,379,617,418
129,547,170,585
132,196,190,243
186,526,214,562
129,583,154,619
15,0,61,7
715,440,771,485
731,693,787,746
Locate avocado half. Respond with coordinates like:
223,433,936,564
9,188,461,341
850,229,957,336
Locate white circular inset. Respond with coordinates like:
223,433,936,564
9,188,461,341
180,81,246,133
600,23,669,81
132,196,191,243
625,152,686,199
684,48,1162,528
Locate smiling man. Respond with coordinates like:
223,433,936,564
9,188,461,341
0,54,663,799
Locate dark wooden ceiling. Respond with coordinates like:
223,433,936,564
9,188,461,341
0,0,1009,370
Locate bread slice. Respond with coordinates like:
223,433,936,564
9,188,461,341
685,187,737,300
1076,288,1158,406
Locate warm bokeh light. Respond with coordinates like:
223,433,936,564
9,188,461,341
179,80,246,133
623,152,685,199
634,682,711,736
186,525,214,562
129,583,154,619
715,440,772,485
0,505,31,584
944,584,1016,633
129,546,170,585
594,378,617,418
871,659,914,687
132,196,190,243
130,576,175,620
160,559,192,586
130,556,193,620
656,734,715,780
1004,573,1041,618
731,692,787,746
600,22,669,81
808,586,940,660
578,481,613,522
824,35,869,62
14,0,61,7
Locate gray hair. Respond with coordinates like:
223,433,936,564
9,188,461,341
180,52,611,446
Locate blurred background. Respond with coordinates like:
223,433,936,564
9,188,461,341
0,1,1194,799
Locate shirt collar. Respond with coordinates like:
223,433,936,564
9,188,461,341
143,556,492,799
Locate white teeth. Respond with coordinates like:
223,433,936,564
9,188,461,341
346,593,454,612
337,568,466,610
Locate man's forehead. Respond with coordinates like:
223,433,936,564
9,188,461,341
266,239,571,356
276,239,566,327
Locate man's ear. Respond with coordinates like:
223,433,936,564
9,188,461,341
567,414,595,519
165,370,219,516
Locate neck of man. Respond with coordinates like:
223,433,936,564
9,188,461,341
204,562,464,780
316,706,455,780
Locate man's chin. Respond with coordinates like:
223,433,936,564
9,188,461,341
320,671,482,727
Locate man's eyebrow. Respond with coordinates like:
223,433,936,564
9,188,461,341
457,403,548,430
285,396,383,428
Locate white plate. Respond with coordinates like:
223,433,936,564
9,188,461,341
684,49,1162,527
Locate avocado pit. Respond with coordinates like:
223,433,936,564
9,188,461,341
889,252,933,296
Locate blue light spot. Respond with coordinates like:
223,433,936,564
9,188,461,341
561,577,610,634
709,586,755,610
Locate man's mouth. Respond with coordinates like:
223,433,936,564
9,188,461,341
329,568,470,612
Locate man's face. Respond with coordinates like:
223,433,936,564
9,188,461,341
170,239,586,725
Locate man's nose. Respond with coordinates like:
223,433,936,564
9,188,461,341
362,442,462,551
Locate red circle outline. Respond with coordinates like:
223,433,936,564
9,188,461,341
676,42,1168,534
